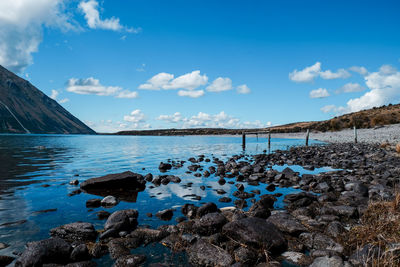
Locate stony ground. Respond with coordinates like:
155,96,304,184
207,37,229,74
270,123,400,144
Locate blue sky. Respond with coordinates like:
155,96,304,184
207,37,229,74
1,0,399,132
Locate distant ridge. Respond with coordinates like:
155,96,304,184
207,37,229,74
0,65,95,134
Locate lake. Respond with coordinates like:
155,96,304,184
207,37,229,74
0,134,328,266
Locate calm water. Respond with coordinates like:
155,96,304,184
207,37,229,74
0,134,328,266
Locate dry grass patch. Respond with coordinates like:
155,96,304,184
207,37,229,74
342,193,400,266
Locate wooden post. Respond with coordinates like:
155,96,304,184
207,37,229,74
354,126,357,143
305,129,310,146
268,132,271,151
242,132,246,150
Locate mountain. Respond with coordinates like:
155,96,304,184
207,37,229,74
0,65,95,134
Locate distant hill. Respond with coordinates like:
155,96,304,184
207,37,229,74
114,103,400,136
0,65,95,134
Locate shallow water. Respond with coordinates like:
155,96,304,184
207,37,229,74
0,134,326,266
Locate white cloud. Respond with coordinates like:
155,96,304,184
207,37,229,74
158,111,270,129
320,105,337,113
78,0,139,33
289,62,351,83
116,90,139,99
164,70,208,90
237,84,251,94
139,70,208,93
206,77,232,92
157,112,183,123
49,89,69,104
138,72,174,90
177,90,205,98
319,69,351,80
66,77,122,96
349,66,368,76
309,88,330,99
322,65,400,114
336,83,364,94
0,0,78,73
123,109,145,123
289,62,321,82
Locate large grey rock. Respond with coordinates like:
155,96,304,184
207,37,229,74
107,239,130,260
104,209,138,233
187,239,233,267
50,222,97,242
222,217,287,254
100,196,119,207
194,212,227,236
80,171,145,191
299,233,344,254
267,211,307,236
70,244,90,262
15,238,71,267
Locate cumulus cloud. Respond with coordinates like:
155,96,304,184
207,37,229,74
289,62,351,82
0,0,78,73
349,66,368,76
115,91,139,99
139,70,208,94
157,111,270,129
177,90,205,98
123,109,146,123
309,88,330,99
49,89,69,104
66,77,138,98
237,84,251,94
206,77,232,92
78,0,139,33
319,69,351,80
289,62,321,82
66,77,121,95
335,83,365,94
163,70,208,90
322,65,400,114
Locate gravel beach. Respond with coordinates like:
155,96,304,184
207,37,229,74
270,123,400,144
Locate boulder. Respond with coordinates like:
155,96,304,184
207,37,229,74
187,239,233,267
267,212,307,236
15,238,71,266
197,202,218,218
104,209,138,233
101,196,119,207
70,244,90,262
194,212,227,236
80,171,145,191
158,162,172,172
156,209,174,221
50,222,97,242
222,217,287,254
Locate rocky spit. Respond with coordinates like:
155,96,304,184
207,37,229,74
5,142,400,267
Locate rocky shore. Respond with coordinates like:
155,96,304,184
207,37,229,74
7,142,400,266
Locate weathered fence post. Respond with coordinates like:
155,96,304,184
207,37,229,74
268,131,271,151
305,129,310,146
242,132,246,150
354,126,358,143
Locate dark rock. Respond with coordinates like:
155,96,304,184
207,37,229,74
235,184,244,191
267,212,307,236
197,202,218,218
218,197,232,203
156,209,174,221
104,209,138,233
89,243,108,258
0,255,15,266
70,180,79,186
158,162,172,172
50,222,97,242
233,246,257,265
80,171,146,192
299,232,343,254
222,217,287,254
181,204,197,219
187,239,233,267
86,199,101,208
194,212,227,236
70,244,90,262
234,199,248,209
108,239,130,260
113,254,146,267
130,228,169,245
325,221,347,238
15,238,71,267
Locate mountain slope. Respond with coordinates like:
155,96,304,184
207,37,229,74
0,65,95,134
